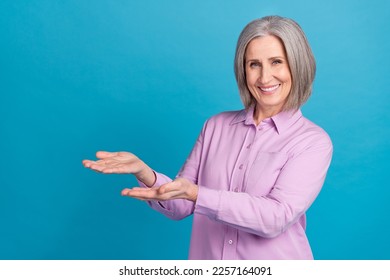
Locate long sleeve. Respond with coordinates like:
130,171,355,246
137,108,333,259
194,136,333,238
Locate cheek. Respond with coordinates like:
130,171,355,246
245,70,257,86
280,68,292,84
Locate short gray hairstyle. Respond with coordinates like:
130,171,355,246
234,15,316,111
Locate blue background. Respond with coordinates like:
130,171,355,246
1,0,389,260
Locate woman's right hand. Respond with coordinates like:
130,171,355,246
82,151,156,186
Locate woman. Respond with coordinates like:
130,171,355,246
83,15,333,259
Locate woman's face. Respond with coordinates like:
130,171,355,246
245,35,292,118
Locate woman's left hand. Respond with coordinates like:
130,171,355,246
122,178,198,202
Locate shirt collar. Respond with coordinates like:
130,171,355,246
271,109,302,134
230,107,251,125
230,105,302,134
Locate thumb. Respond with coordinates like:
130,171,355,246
96,151,117,159
158,181,178,194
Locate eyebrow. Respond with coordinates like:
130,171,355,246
246,56,286,62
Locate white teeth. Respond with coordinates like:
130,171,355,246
260,84,280,92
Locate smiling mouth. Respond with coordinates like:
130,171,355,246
259,84,280,92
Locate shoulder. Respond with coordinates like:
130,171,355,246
274,109,332,148
197,109,245,139
299,116,332,146
287,115,333,157
204,109,244,127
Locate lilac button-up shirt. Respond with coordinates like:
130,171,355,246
142,106,332,259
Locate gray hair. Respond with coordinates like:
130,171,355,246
234,15,316,110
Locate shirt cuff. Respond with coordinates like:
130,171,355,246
136,171,174,214
136,171,168,188
194,186,221,220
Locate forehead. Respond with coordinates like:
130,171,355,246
245,35,287,59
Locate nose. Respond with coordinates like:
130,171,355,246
259,65,272,84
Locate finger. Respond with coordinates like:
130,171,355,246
99,167,121,174
86,159,120,169
83,158,114,168
96,151,118,159
126,187,169,199
121,188,132,196
129,187,184,201
121,188,146,200
100,165,134,174
83,160,108,170
82,159,96,168
122,189,153,200
87,164,106,172
96,159,120,166
121,187,143,194
88,161,121,172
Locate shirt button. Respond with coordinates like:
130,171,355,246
234,188,239,192
228,240,233,245
246,144,251,149
238,164,244,170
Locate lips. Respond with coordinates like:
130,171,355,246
259,84,280,92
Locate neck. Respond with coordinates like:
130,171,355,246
253,105,281,125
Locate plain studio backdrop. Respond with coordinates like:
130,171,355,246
0,0,389,259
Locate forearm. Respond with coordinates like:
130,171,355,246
134,163,156,187
195,186,308,238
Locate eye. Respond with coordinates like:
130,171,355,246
272,59,283,65
249,61,261,68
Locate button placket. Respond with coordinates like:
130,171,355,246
229,126,255,193
221,227,238,259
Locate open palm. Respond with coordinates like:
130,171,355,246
82,151,144,174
